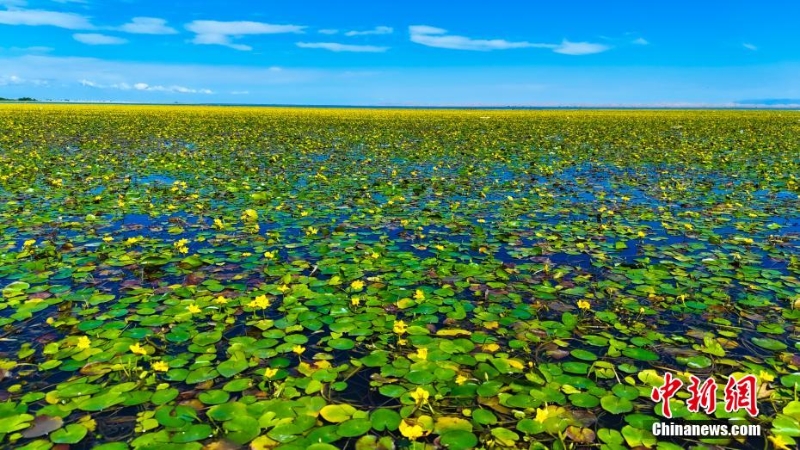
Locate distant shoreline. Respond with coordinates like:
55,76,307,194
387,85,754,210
2,101,800,110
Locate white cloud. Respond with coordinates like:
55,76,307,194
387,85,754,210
344,25,392,36
118,17,177,35
81,79,212,94
632,37,649,45
743,43,757,51
296,42,388,53
409,25,609,55
0,73,48,86
0,45,52,53
409,25,554,51
553,40,609,55
2,55,331,97
0,8,93,29
185,20,305,51
73,33,127,45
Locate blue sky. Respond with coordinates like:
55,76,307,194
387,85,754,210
1,0,799,105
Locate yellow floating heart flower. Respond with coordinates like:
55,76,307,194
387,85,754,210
415,347,428,361
241,209,258,221
264,367,278,378
483,343,500,353
350,280,365,291
350,296,360,307
410,387,429,405
577,300,591,311
187,303,202,314
393,320,408,335
129,343,147,356
455,374,468,385
248,294,270,310
76,336,91,350
399,420,424,440
292,345,306,355
214,296,228,305
413,289,425,301
152,361,169,372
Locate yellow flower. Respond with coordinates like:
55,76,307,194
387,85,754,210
455,374,468,385
399,420,424,440
637,230,646,238
241,209,258,222
305,226,319,236
577,300,591,311
484,321,499,330
410,387,430,405
483,343,500,353
413,289,425,301
350,296,360,307
76,336,91,350
213,218,225,230
46,317,55,325
393,320,408,335
214,296,228,305
416,347,428,361
187,303,202,314
534,407,551,424
292,345,306,355
434,244,445,251
277,284,290,293
129,343,147,356
759,370,775,383
152,361,169,372
263,251,276,259
769,435,792,450
102,236,114,242
248,294,271,310
78,416,97,432
242,252,252,257
264,367,278,378
350,280,365,291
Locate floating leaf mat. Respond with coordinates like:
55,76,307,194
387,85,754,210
0,105,799,449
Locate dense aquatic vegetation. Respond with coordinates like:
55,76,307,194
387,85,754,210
0,105,799,449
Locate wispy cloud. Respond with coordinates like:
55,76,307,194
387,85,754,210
632,37,649,45
553,40,609,55
185,20,305,51
0,74,48,86
344,25,392,36
409,25,551,51
118,17,177,35
81,79,212,94
743,43,758,51
408,25,608,55
0,8,93,29
0,45,52,54
318,28,338,35
73,33,127,45
296,42,388,52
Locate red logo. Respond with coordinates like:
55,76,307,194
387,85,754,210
651,373,759,418
724,374,759,417
650,372,683,418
